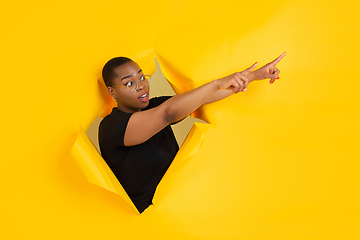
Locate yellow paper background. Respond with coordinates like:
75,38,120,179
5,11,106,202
1,0,359,239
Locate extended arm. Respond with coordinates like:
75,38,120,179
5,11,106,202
124,52,286,146
204,52,286,104
124,72,250,146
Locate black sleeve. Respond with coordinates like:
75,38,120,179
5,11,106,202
99,109,132,148
99,96,173,150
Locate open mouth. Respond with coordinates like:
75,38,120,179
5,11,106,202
138,93,149,102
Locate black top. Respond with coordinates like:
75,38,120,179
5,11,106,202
98,96,179,213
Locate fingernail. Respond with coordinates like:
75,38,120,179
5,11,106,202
269,80,274,84
276,76,280,79
243,88,247,92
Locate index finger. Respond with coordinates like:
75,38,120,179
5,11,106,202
241,62,258,75
270,52,286,66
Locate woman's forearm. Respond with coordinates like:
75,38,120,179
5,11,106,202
161,68,255,122
162,80,220,123
203,89,233,105
203,65,260,105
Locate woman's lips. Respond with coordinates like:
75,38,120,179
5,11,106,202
138,93,149,103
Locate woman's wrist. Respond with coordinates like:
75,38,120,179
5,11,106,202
246,71,256,82
211,79,222,91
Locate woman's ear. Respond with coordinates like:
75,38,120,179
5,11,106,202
107,86,116,99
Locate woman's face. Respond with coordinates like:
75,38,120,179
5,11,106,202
108,61,150,113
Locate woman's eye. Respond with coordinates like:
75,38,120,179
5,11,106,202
126,81,134,87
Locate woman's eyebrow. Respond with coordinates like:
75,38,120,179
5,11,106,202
121,69,143,80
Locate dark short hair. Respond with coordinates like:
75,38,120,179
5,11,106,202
102,57,134,87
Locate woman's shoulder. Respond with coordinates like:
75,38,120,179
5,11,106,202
100,95,173,131
99,108,131,130
99,107,133,147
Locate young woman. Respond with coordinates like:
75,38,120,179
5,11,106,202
99,53,285,213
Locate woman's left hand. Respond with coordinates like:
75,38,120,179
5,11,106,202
247,52,286,84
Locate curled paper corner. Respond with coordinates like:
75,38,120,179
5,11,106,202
152,122,211,206
155,53,193,95
71,126,139,214
132,49,157,76
172,122,211,167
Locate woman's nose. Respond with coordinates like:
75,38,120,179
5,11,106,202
137,80,145,90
